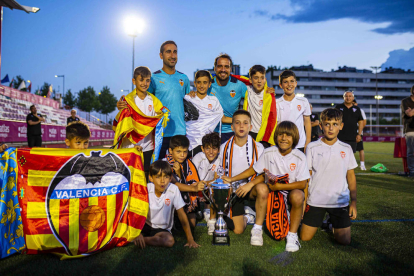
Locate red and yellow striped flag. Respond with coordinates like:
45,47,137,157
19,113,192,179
17,148,148,259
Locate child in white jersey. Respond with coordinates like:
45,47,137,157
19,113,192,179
119,66,162,174
133,160,200,249
228,121,310,252
301,108,357,245
276,70,311,152
185,70,231,157
191,132,222,221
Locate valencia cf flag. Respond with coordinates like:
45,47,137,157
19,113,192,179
17,148,149,259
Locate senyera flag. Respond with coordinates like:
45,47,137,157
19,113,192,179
17,148,148,260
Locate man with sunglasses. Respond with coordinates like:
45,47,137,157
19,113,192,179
335,91,364,153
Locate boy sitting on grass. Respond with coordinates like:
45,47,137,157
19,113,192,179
226,121,310,251
301,108,357,245
164,135,205,228
133,160,200,248
65,121,91,149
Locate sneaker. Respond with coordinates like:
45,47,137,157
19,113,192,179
250,228,263,246
203,209,210,222
285,233,301,252
244,206,256,225
207,219,216,235
360,164,366,171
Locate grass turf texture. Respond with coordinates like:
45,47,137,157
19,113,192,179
1,142,413,275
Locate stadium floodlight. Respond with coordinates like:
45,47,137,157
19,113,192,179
124,16,145,91
296,93,305,97
121,89,130,92
331,103,334,106
374,95,383,100
55,75,65,98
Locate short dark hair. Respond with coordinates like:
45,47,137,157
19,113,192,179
195,70,212,82
249,65,266,78
133,66,151,79
66,121,91,140
30,105,35,110
353,99,357,103
411,85,414,94
214,53,233,68
169,135,189,150
279,70,296,83
202,132,220,149
274,121,300,149
232,110,252,124
149,160,172,177
320,108,343,123
160,40,177,53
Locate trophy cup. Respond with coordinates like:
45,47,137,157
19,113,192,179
202,166,232,245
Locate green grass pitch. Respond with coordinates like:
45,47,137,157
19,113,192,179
1,142,413,275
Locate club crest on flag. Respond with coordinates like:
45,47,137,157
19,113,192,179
340,151,346,158
179,79,184,86
297,105,301,111
289,163,296,171
230,90,236,98
45,151,131,256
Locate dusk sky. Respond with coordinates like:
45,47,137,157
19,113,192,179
2,0,414,118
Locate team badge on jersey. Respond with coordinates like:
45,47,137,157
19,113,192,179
148,105,153,112
208,104,213,110
230,90,236,98
352,108,357,112
165,198,171,206
179,79,184,86
297,105,301,111
259,100,263,106
289,163,296,171
340,151,346,158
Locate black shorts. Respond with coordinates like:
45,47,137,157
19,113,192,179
188,145,203,158
142,150,153,172
141,223,170,237
356,140,364,152
28,135,42,147
249,132,271,148
296,147,305,153
341,141,357,153
159,136,172,160
231,191,251,217
302,205,351,229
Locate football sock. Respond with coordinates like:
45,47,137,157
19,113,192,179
253,224,262,231
361,161,365,166
288,231,298,236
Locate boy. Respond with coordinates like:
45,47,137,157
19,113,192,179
192,132,222,221
133,160,200,248
184,70,228,157
277,70,311,152
116,66,165,173
243,65,276,148
65,121,90,149
164,135,205,228
301,108,357,245
219,110,267,246
226,121,310,251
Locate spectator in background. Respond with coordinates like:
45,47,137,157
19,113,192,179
67,109,80,125
353,99,367,170
26,105,45,147
310,104,320,142
401,85,414,177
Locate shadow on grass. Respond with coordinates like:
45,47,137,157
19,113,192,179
358,175,414,195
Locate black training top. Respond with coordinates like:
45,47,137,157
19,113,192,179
67,116,80,125
335,103,363,141
310,113,320,138
401,96,414,134
26,113,43,136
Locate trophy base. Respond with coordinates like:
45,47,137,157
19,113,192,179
212,233,230,246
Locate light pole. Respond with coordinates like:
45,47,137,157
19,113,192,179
370,66,381,136
55,75,65,98
124,17,145,91
121,89,129,93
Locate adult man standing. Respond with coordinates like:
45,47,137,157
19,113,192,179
310,104,320,142
26,105,45,147
401,85,414,176
335,91,364,153
353,99,367,170
209,53,248,143
67,109,80,125
117,41,190,157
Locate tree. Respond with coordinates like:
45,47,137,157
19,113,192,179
63,89,77,108
13,75,27,91
76,86,99,120
96,86,117,123
39,82,55,97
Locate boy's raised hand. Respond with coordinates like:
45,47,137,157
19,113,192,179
133,234,146,248
221,175,232,183
117,96,127,110
0,144,8,153
185,239,201,248
188,91,197,98
173,162,181,175
349,201,357,220
192,181,205,191
266,87,275,94
134,145,143,153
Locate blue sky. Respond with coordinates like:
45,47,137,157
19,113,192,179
2,0,414,117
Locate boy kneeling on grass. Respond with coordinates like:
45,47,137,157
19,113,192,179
225,121,310,251
301,108,357,245
133,160,200,248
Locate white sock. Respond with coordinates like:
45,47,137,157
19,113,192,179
361,161,365,166
253,224,262,231
208,219,216,223
288,231,297,236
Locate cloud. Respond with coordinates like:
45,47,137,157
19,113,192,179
381,47,414,71
254,0,414,34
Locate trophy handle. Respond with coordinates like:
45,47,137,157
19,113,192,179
202,187,219,212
